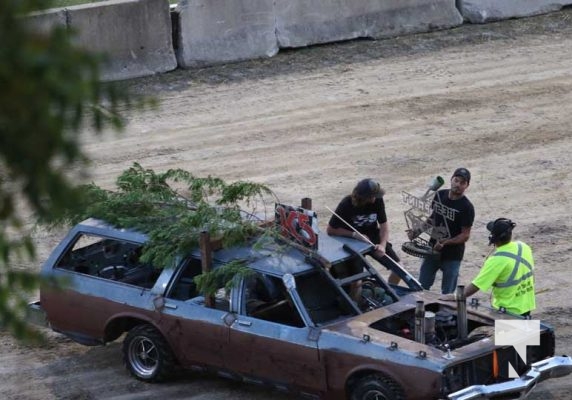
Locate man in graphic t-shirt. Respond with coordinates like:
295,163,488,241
409,168,475,294
327,178,401,285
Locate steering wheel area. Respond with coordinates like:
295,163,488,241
98,265,129,280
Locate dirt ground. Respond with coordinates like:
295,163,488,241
3,9,572,400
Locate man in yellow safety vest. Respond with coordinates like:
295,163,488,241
440,218,536,317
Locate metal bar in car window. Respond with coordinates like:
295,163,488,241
337,271,374,286
342,244,402,298
305,255,361,315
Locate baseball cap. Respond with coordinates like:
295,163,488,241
486,218,516,239
355,179,384,198
452,167,471,183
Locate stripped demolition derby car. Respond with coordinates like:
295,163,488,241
30,205,572,400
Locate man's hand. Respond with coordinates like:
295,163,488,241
352,231,370,243
440,284,479,301
373,245,386,258
434,240,445,252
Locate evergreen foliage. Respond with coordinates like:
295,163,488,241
193,260,253,301
58,163,277,271
0,0,147,341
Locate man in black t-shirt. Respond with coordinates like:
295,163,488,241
410,168,475,294
327,178,401,284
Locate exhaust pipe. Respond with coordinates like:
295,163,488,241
456,285,468,340
415,300,425,344
424,311,436,344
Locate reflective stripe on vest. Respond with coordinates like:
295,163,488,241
491,242,533,288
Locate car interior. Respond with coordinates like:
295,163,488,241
55,234,159,288
243,273,304,327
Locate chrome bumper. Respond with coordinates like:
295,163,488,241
448,356,572,400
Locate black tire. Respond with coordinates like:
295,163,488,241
350,374,404,400
401,241,439,259
122,324,176,382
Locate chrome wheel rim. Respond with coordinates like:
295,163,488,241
128,335,159,378
363,389,389,400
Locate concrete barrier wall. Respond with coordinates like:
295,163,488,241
176,0,463,67
26,9,67,36
25,0,570,80
175,0,278,68
275,0,462,48
27,0,177,81
69,0,177,81
458,0,572,23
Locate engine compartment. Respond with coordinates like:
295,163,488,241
370,303,495,351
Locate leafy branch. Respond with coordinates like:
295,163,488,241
193,260,254,299
51,163,278,270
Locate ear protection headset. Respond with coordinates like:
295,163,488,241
488,218,516,245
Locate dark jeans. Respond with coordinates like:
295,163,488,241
419,256,462,294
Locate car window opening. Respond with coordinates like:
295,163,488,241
55,234,159,289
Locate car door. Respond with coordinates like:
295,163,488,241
226,272,326,394
156,258,230,369
41,232,161,344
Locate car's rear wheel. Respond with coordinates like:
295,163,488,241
350,374,404,400
123,324,175,382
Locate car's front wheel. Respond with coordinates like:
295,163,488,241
350,374,404,400
122,324,176,382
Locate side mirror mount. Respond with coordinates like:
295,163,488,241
283,273,296,291
222,312,237,327
153,295,165,311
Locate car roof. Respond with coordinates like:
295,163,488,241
198,233,373,277
77,218,373,277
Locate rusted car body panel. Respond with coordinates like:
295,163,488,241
37,218,572,400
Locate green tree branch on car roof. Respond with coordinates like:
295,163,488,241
57,162,278,272
48,162,290,300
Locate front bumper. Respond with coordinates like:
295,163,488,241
448,355,572,400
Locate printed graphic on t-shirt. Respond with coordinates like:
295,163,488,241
352,213,377,227
433,202,458,221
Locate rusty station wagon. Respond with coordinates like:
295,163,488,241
32,216,572,400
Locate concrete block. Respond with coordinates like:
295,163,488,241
26,8,67,36
175,0,278,68
458,0,572,23
275,0,463,48
66,0,177,81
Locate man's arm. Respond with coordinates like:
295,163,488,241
327,197,358,239
434,226,471,251
326,224,355,239
378,221,389,249
326,224,371,243
439,283,479,301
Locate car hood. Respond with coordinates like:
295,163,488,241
322,290,537,366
